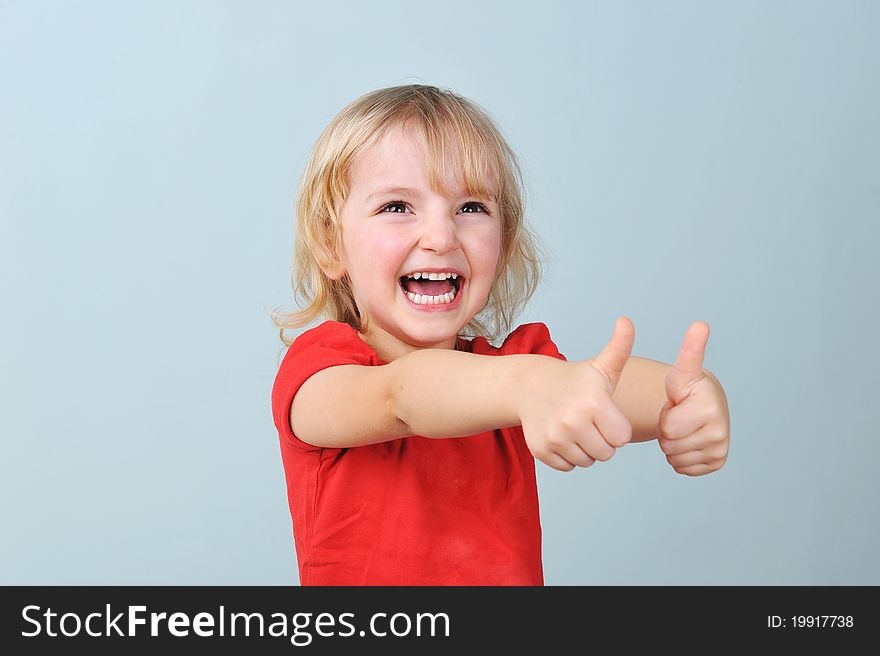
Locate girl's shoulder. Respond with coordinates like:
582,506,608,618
290,319,358,346
285,320,377,361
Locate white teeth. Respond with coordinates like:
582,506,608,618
400,271,461,306
403,271,459,280
405,288,457,305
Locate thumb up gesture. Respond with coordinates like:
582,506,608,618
518,317,636,471
657,321,730,476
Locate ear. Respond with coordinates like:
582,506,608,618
320,259,346,281
316,229,347,281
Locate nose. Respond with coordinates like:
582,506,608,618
417,211,460,255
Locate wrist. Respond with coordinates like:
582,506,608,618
509,354,566,426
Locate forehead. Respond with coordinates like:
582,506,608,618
349,122,498,199
350,124,427,185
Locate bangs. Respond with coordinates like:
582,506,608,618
378,113,501,204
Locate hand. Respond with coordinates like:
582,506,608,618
658,321,730,476
519,317,635,472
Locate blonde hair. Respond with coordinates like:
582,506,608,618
270,83,547,348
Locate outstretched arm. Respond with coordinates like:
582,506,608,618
613,356,672,443
614,355,723,443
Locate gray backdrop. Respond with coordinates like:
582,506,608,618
2,0,877,585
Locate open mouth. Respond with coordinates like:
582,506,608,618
398,273,463,306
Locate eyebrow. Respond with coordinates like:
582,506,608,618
365,186,496,203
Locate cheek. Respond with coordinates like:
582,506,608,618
371,237,411,279
371,232,410,255
348,229,409,270
350,242,408,303
471,224,502,272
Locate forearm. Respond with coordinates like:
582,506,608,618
613,356,671,442
390,349,561,439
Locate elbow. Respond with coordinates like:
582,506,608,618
388,388,414,438
386,359,416,439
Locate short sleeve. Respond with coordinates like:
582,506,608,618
271,321,379,451
469,322,567,360
501,322,567,361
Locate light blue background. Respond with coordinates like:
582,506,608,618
2,0,877,584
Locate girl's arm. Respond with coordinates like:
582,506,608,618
290,350,558,448
389,349,560,439
392,326,636,475
612,356,671,442
295,318,638,474
612,356,723,443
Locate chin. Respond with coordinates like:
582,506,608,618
401,324,459,345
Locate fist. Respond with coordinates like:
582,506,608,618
519,317,635,472
657,321,730,476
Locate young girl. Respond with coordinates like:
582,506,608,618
270,84,730,585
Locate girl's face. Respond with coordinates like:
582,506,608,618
333,123,502,362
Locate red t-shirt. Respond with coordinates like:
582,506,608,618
270,320,567,585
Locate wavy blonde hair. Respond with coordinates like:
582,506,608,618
270,83,547,348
